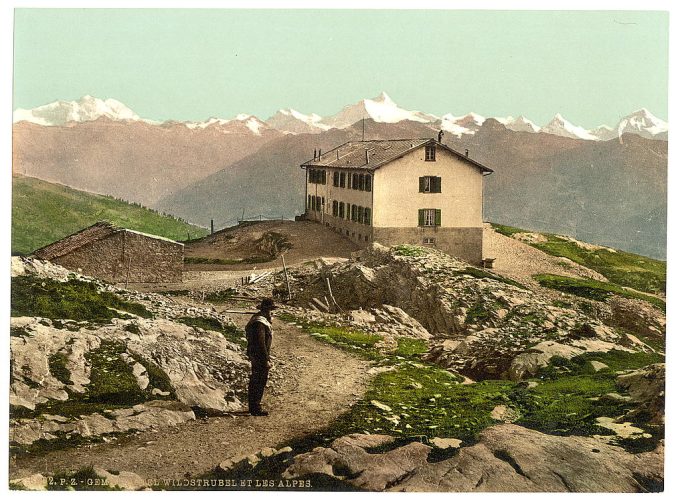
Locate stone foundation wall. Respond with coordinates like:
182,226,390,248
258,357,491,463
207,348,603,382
52,231,183,283
373,227,484,264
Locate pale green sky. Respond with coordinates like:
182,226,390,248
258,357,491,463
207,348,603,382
13,9,668,127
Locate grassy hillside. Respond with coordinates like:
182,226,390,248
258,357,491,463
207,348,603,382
11,176,208,255
492,223,665,295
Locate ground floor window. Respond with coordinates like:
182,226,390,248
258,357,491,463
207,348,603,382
423,237,436,245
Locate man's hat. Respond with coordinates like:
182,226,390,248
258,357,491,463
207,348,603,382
257,298,278,310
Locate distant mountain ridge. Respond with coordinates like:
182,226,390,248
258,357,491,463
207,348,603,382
12,95,668,260
14,93,668,142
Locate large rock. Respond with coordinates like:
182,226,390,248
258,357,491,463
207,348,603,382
283,433,431,491
617,364,665,424
284,425,663,492
293,244,652,379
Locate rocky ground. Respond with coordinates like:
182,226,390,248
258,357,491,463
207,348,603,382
9,232,666,492
282,425,663,492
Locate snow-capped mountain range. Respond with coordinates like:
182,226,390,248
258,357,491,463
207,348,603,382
13,93,668,141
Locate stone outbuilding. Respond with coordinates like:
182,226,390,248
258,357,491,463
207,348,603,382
301,138,494,264
32,221,184,283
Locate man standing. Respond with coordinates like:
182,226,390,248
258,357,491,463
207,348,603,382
245,298,277,416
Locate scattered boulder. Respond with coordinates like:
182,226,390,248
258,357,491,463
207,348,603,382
588,361,609,372
430,437,462,449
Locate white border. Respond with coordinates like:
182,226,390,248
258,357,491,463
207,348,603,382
1,2,675,503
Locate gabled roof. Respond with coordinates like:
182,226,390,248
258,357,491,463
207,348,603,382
33,221,182,260
300,138,494,174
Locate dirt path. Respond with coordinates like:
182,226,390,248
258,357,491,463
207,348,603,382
10,316,370,481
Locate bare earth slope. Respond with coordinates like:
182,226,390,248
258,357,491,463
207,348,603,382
10,314,369,480
185,220,361,270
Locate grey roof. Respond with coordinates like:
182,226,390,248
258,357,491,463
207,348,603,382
33,221,182,260
300,138,494,174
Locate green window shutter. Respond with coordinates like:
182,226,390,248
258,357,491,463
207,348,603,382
419,177,425,193
418,209,425,226
435,209,442,226
365,175,372,192
433,177,442,193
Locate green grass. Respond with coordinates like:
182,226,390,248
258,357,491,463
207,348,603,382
491,223,665,295
393,338,429,357
11,275,153,322
48,352,73,385
177,316,246,348
279,314,382,359
534,274,665,310
393,244,428,257
11,175,208,255
84,340,147,405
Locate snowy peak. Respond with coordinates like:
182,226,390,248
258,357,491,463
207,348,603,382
13,95,142,126
496,115,541,133
266,108,331,134
322,92,437,129
540,113,598,141
439,112,486,137
183,114,268,135
588,124,617,141
617,108,668,140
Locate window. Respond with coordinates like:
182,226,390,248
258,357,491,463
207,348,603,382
351,204,357,222
339,202,345,219
357,206,364,224
333,171,340,187
418,209,441,227
425,145,436,161
316,196,322,211
423,237,436,245
321,197,325,211
352,173,359,190
365,175,372,192
419,176,441,193
358,174,365,191
364,207,371,225
321,170,326,185
307,195,312,209
332,200,338,217
340,172,346,188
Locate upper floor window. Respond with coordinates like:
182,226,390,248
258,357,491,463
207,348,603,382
365,174,372,192
340,172,346,188
333,171,340,187
419,176,441,193
309,168,327,184
425,145,436,162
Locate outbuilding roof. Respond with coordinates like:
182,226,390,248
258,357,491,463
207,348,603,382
300,138,494,174
32,221,182,260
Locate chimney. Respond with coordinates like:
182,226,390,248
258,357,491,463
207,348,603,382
437,130,444,142
318,149,322,159
313,148,317,161
210,219,214,235
365,149,370,165
465,148,469,157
